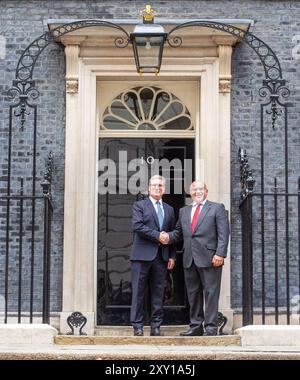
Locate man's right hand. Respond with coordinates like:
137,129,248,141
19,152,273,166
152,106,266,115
159,231,169,245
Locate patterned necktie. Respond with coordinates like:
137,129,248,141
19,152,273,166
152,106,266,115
191,203,202,233
156,201,164,230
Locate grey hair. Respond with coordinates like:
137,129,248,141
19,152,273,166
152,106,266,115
149,175,166,186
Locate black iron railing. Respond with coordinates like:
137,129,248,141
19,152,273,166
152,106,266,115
239,150,300,326
0,154,53,324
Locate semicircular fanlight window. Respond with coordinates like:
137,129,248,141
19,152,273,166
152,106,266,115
101,86,193,131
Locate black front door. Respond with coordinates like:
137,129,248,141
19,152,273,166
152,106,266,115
97,138,194,325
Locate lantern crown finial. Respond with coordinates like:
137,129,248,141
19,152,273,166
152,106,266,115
141,4,155,24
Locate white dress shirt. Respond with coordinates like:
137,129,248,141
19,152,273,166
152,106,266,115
190,198,207,222
149,196,165,217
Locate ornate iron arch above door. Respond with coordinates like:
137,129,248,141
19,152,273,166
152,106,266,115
7,19,289,129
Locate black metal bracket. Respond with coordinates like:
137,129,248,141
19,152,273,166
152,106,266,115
239,148,255,200
217,312,228,335
66,311,87,336
41,152,53,199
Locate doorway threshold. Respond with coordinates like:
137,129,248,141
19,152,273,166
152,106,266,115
95,325,188,336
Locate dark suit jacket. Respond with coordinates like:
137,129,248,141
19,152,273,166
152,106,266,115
131,198,176,262
169,200,230,268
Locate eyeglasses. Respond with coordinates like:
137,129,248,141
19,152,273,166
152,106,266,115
150,183,164,188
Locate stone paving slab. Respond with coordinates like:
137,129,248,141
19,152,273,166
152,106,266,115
0,324,57,344
236,325,300,346
1,344,300,360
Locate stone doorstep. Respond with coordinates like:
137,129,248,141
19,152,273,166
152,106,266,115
236,325,300,346
54,335,241,346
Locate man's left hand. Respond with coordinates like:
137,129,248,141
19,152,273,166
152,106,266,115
167,258,175,270
212,255,224,267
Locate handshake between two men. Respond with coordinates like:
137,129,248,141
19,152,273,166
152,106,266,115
130,177,230,337
159,231,170,245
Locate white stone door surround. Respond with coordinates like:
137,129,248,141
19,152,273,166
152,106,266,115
49,20,251,334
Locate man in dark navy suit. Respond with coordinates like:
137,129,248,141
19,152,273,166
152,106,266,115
130,175,176,336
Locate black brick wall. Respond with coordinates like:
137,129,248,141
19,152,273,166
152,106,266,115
0,0,299,313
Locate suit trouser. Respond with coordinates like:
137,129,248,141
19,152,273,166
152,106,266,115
130,251,167,329
184,262,222,332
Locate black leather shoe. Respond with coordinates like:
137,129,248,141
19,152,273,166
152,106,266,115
134,328,144,336
180,326,204,336
203,330,217,336
150,327,161,336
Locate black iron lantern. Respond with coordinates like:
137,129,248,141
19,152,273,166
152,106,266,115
130,5,167,74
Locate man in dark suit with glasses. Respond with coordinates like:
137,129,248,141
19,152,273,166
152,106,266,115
130,175,176,336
